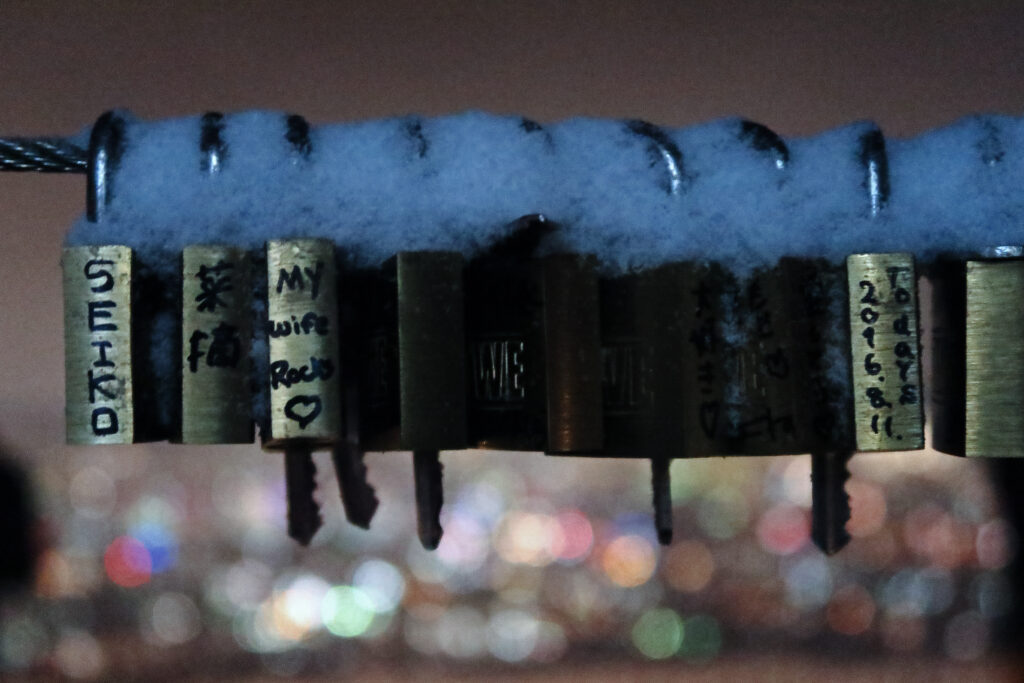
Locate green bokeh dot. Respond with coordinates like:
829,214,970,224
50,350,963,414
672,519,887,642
679,614,722,660
322,586,375,638
631,608,684,660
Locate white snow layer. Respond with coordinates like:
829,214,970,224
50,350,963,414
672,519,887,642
66,111,1024,273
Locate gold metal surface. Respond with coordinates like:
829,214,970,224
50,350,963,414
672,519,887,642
964,259,1024,457
264,239,342,447
179,245,253,443
63,245,135,444
846,253,923,451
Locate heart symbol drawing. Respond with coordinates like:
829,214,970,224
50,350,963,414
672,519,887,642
284,395,322,429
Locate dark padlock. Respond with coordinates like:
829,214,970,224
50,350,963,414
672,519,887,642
351,251,468,548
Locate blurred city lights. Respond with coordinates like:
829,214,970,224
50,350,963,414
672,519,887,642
436,511,491,571
275,573,331,639
495,511,561,567
352,558,406,613
826,584,876,636
103,536,152,588
601,535,657,588
146,592,202,646
779,457,813,508
53,629,106,679
486,608,539,662
68,466,116,519
783,553,833,610
531,620,568,663
663,540,715,593
631,608,683,659
35,549,76,598
756,504,810,555
696,485,750,540
552,510,594,563
943,610,990,661
971,571,1014,619
678,614,722,660
976,518,1016,569
880,614,926,653
436,605,487,659
322,586,376,638
0,614,47,669
881,568,954,618
129,521,178,573
0,441,1017,676
846,479,887,538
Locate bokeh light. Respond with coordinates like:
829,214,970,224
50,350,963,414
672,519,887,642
601,535,657,588
495,511,562,567
826,584,876,635
1,439,1017,677
129,521,178,573
53,629,106,680
352,558,406,613
436,606,487,659
552,510,594,563
487,608,539,662
881,568,954,618
976,518,1016,569
943,611,990,661
322,586,376,638
847,479,887,538
663,539,715,593
146,592,203,646
0,615,47,669
756,504,809,555
678,614,722,661
103,536,152,588
880,614,927,653
631,608,683,659
696,485,750,540
783,553,833,610
68,466,116,519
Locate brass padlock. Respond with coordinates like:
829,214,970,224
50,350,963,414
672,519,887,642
930,251,1024,457
178,245,254,444
63,245,138,444
463,217,547,451
845,253,923,451
355,252,468,452
262,238,343,448
597,263,688,544
541,253,603,454
347,251,467,548
716,259,847,455
678,262,732,456
464,233,603,454
598,263,687,459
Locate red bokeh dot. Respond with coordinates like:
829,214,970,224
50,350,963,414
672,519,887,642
756,505,809,556
103,536,152,588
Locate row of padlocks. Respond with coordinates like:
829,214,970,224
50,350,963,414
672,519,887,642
52,113,1024,552
63,213,1024,551
66,228,1024,460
